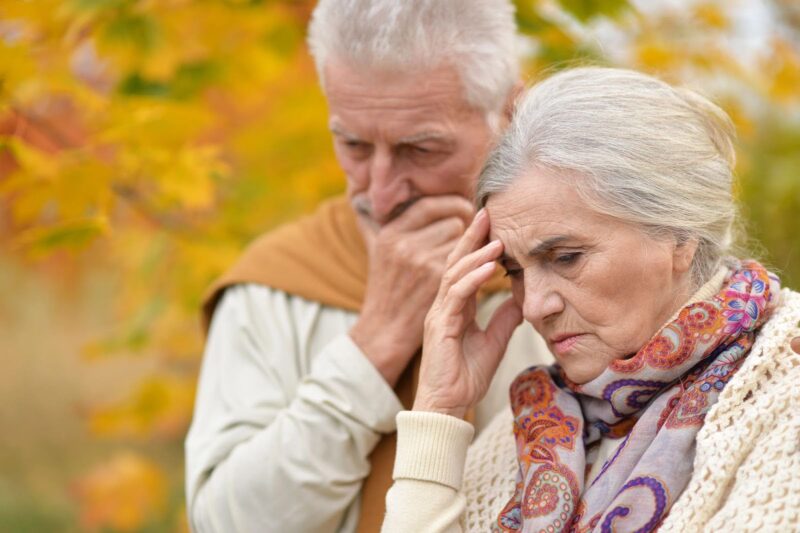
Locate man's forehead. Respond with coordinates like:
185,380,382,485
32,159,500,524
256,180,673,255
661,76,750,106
324,60,477,119
325,58,465,96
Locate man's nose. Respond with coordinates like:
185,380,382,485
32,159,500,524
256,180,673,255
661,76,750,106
521,270,565,328
367,150,408,224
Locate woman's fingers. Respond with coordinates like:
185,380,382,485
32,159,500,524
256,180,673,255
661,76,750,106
460,297,523,383
435,218,504,318
440,261,498,316
445,208,491,270
441,238,503,293
484,297,523,353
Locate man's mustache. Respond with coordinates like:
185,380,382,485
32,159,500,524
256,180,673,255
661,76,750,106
354,197,421,224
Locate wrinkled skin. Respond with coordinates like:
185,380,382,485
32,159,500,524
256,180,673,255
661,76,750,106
325,59,504,385
414,169,698,415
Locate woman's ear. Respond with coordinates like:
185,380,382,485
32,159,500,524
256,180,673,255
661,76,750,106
673,237,699,274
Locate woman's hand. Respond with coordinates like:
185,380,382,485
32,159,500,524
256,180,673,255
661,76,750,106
413,208,524,419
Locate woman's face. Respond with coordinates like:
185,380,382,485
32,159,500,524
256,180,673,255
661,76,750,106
487,169,696,384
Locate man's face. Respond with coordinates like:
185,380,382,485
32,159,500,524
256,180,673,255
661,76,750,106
324,59,497,230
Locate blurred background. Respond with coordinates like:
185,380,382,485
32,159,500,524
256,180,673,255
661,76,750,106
0,0,798,531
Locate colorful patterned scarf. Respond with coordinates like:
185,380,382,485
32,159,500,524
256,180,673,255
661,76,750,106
495,261,779,532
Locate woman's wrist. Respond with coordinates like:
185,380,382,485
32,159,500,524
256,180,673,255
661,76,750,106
412,394,468,419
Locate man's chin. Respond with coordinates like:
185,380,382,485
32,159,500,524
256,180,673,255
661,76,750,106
352,209,380,244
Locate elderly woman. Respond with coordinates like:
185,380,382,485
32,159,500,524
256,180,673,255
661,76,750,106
382,68,800,532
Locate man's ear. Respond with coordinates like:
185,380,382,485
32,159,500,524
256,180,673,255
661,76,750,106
502,80,525,123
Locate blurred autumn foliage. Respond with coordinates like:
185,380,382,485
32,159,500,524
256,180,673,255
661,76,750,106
0,0,798,531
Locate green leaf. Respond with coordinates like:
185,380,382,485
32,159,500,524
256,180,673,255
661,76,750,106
71,0,131,12
102,12,160,52
557,0,630,22
171,60,220,98
117,61,219,99
263,21,301,57
514,0,551,34
118,72,170,97
15,217,109,252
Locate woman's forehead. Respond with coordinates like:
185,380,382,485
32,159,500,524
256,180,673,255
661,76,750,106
487,173,586,229
486,175,633,252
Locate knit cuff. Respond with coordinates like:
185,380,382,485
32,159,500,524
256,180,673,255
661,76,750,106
393,411,475,490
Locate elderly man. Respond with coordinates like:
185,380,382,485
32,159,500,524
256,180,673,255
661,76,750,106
185,1,552,532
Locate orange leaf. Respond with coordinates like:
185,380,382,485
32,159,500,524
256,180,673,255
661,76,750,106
72,451,167,532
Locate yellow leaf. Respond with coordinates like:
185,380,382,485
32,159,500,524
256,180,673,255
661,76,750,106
89,374,196,440
768,39,800,104
157,145,227,210
721,99,755,140
693,3,728,30
9,182,53,225
0,42,39,98
99,100,214,147
539,25,574,50
636,40,678,71
6,137,59,179
54,157,114,219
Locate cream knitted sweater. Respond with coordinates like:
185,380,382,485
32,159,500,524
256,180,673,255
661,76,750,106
383,288,800,532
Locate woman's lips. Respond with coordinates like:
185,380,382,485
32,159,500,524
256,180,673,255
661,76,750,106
551,334,584,356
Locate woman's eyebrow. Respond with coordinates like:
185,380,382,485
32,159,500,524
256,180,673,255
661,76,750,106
497,236,571,263
528,235,570,257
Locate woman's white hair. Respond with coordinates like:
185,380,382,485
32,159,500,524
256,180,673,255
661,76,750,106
307,0,519,117
477,67,739,288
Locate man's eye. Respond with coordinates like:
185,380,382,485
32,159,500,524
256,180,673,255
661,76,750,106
503,267,522,278
339,140,371,157
555,252,581,265
399,144,433,157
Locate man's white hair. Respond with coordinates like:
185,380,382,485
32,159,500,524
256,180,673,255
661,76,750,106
478,67,739,288
307,0,520,117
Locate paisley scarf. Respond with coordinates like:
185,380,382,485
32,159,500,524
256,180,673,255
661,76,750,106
495,260,779,532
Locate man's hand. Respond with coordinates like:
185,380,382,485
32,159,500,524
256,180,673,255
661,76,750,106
350,195,475,386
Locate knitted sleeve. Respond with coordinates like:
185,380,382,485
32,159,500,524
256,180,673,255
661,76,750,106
660,288,800,531
381,411,475,533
